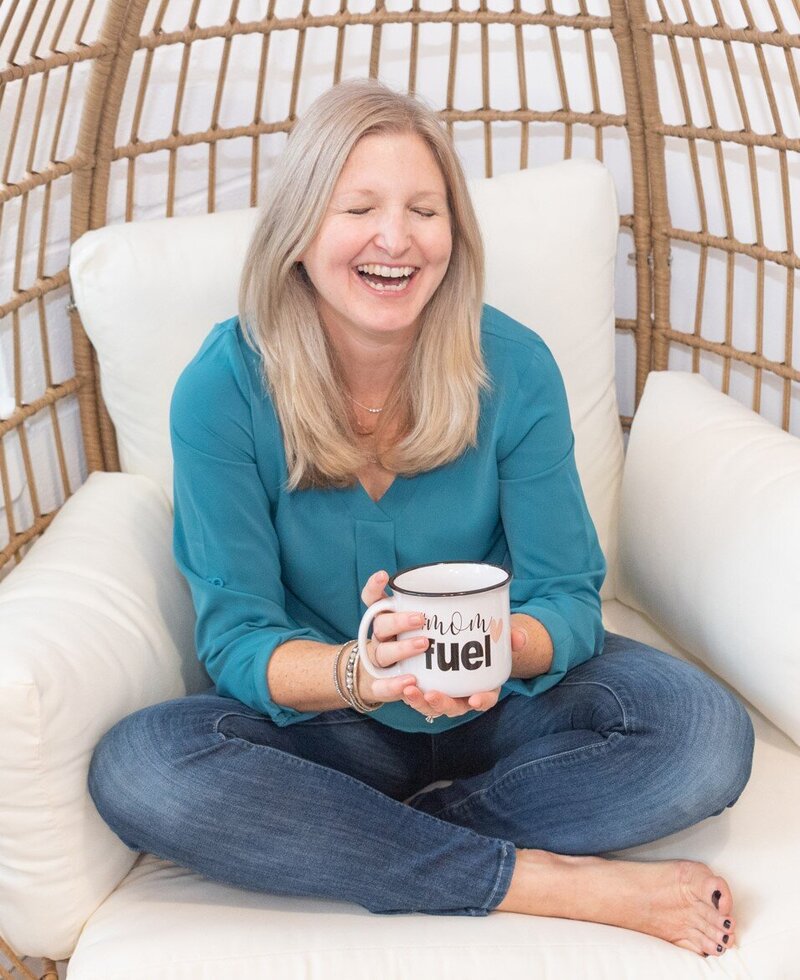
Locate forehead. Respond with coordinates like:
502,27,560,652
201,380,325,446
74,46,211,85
335,131,448,193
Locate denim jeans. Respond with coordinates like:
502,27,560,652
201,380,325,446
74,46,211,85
88,633,754,917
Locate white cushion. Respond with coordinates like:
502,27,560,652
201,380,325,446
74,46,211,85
471,161,623,598
617,371,800,746
0,472,203,959
68,159,623,599
66,602,800,980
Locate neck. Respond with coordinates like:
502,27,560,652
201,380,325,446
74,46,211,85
322,318,415,408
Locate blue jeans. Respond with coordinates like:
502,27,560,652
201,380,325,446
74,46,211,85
88,633,754,916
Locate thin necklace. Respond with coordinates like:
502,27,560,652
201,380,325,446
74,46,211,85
350,395,384,414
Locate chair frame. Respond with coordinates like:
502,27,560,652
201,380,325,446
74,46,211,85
1,0,798,974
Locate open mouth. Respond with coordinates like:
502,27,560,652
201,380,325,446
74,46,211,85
355,263,418,293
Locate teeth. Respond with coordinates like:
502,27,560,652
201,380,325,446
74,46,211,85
356,264,416,278
361,277,409,292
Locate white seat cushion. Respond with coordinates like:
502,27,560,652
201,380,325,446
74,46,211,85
69,159,623,599
66,601,799,980
618,371,800,746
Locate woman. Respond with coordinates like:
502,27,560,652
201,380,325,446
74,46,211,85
88,78,754,959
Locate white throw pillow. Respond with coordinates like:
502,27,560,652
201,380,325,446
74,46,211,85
618,371,800,746
69,159,623,598
0,472,204,958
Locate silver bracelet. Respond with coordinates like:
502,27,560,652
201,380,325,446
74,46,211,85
332,640,351,707
345,641,380,713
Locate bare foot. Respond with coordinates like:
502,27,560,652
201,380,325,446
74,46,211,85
494,849,735,958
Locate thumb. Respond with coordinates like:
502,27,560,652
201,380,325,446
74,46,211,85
362,569,390,606
511,627,528,653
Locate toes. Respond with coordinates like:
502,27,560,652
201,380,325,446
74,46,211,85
708,876,734,916
674,937,706,958
698,902,736,942
686,927,727,958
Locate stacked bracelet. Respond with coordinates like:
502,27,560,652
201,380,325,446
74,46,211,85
344,641,381,713
332,640,352,707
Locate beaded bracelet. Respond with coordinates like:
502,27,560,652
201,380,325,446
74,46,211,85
332,640,352,707
344,641,380,713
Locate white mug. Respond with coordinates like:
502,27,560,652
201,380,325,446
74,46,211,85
357,561,513,697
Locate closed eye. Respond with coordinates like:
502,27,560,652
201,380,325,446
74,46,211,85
347,208,372,215
413,209,436,217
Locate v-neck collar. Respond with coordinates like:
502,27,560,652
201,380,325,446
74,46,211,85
347,472,419,520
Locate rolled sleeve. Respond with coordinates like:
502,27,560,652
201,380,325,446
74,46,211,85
170,329,326,726
497,339,606,697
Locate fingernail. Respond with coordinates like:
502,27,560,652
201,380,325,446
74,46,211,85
723,919,731,929
722,934,729,944
712,890,721,908
716,945,723,953
411,614,424,626
702,953,708,958
415,637,429,649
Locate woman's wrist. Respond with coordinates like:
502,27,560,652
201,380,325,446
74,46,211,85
510,613,554,679
334,640,381,711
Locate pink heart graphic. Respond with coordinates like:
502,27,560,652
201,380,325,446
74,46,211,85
490,618,504,644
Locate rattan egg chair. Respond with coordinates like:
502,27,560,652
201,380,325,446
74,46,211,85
1,0,799,977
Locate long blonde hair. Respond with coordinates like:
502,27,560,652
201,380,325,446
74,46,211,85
238,78,488,490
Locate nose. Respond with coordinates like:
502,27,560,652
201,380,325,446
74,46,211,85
373,208,411,257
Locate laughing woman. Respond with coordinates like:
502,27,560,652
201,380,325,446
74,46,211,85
88,78,754,959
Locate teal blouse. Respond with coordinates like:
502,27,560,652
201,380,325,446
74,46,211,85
170,304,606,733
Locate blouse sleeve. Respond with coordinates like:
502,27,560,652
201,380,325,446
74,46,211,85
169,327,326,726
497,337,606,698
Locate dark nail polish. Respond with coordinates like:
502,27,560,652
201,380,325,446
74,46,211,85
724,919,731,929
722,934,729,944
716,945,723,953
702,953,708,958
712,889,721,909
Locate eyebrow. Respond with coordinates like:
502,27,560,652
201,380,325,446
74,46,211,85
336,188,447,201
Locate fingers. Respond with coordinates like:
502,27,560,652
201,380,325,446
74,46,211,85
401,686,502,718
372,611,425,642
370,635,430,668
361,570,390,607
369,672,419,705
511,627,528,653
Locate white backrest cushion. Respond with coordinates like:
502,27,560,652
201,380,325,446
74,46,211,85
469,162,622,597
618,371,800,746
69,159,622,598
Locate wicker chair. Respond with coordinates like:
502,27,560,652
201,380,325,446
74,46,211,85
1,0,798,977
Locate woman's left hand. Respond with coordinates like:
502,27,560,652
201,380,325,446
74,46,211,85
400,626,529,718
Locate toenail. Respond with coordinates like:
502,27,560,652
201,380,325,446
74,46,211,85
716,944,723,953
724,919,731,929
723,934,729,944
712,889,721,908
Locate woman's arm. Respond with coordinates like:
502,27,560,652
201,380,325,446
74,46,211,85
170,325,333,726
497,335,606,693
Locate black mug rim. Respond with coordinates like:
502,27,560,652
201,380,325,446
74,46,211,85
389,560,512,598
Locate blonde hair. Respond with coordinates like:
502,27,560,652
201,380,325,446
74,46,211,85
238,78,488,490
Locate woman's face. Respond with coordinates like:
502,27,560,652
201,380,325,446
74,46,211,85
299,131,453,347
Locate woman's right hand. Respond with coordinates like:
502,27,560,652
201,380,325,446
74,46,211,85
357,570,429,707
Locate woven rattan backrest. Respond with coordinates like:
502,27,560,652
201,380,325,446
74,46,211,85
0,0,798,580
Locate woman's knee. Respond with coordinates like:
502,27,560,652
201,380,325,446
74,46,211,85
594,642,756,819
88,697,213,848
640,651,755,818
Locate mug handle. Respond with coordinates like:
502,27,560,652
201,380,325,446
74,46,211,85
357,597,399,678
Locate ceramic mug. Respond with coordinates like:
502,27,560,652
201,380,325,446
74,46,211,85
357,561,513,697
